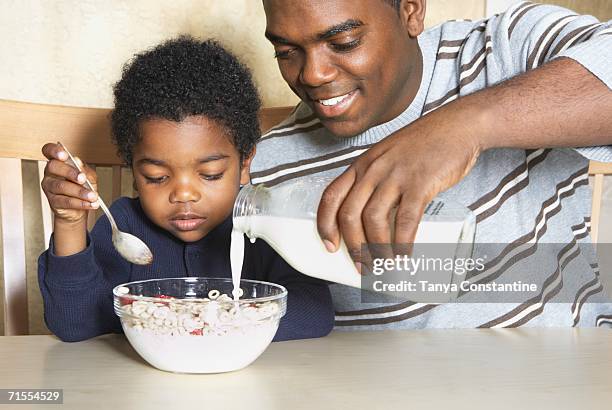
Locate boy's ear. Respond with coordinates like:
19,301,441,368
240,147,256,186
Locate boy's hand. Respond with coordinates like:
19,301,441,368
41,142,99,225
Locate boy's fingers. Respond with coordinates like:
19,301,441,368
47,193,99,211
45,159,86,184
42,177,98,202
42,142,68,161
80,161,98,186
71,156,98,188
43,148,99,193
73,156,83,168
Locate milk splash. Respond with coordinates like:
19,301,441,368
230,228,245,300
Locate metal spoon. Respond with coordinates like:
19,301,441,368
58,142,153,265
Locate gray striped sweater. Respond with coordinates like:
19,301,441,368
251,2,612,329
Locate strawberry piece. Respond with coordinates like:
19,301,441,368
152,294,173,299
151,294,173,306
190,329,203,336
120,296,133,306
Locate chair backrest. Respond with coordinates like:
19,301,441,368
0,98,292,335
589,161,612,244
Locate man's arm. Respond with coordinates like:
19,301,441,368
477,57,611,151
317,57,612,268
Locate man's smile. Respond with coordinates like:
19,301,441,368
310,89,359,119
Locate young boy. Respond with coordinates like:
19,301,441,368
38,36,334,342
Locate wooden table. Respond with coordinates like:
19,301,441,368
1,329,611,409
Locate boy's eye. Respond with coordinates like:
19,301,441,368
331,38,361,52
201,173,223,181
144,175,168,184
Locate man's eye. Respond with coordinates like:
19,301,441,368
331,39,361,52
144,175,168,184
274,48,296,59
201,173,223,181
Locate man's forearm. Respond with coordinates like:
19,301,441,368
437,57,612,152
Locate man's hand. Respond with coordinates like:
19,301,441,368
317,110,482,270
317,58,612,270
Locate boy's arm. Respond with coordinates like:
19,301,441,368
255,242,334,341
38,200,132,342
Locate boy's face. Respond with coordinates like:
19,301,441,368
132,116,252,242
263,0,423,138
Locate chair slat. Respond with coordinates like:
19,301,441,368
589,160,612,176
590,174,604,244
0,158,29,335
588,161,611,244
38,160,53,249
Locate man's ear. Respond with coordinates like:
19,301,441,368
240,146,256,186
399,0,426,38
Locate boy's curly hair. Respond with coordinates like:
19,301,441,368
111,36,261,165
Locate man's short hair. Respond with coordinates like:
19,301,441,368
385,0,401,11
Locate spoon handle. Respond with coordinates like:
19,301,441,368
57,142,119,231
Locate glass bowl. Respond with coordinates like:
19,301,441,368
113,277,287,373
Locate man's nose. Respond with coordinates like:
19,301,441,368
169,178,201,203
299,48,337,88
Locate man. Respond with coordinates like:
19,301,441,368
252,0,612,329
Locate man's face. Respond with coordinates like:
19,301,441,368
264,0,423,138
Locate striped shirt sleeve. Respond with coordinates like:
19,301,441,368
499,2,612,162
504,2,612,88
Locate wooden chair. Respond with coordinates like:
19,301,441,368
589,161,612,244
0,99,292,336
1,99,611,335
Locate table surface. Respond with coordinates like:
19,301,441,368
1,329,611,410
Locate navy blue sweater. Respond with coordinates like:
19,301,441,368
38,197,334,342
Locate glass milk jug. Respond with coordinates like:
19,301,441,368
233,176,476,289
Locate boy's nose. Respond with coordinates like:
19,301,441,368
169,181,201,203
